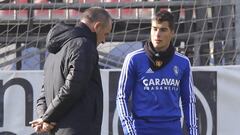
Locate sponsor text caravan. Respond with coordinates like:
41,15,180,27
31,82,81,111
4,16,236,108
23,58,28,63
143,78,180,91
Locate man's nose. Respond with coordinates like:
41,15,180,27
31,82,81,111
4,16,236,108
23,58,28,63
102,38,106,44
156,31,162,37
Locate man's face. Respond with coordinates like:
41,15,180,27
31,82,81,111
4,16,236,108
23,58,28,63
150,20,174,52
96,20,112,45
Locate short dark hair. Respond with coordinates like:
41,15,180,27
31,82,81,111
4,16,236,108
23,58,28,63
152,10,175,31
80,7,112,27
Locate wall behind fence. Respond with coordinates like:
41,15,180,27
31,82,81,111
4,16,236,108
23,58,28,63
0,66,240,135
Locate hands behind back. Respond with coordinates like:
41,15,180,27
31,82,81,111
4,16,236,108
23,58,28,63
29,118,56,133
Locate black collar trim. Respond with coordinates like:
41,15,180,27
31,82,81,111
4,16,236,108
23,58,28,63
144,41,175,70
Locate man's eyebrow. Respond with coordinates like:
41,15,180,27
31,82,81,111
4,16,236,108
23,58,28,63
160,27,168,29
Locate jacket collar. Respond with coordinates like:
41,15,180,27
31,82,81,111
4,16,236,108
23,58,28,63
75,22,97,46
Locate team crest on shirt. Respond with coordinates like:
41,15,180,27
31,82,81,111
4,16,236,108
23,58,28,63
155,60,163,68
173,65,179,77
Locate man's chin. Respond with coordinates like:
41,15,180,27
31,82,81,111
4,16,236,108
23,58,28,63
97,41,104,45
153,42,161,47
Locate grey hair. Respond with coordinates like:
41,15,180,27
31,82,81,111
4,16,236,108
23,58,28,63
79,7,112,27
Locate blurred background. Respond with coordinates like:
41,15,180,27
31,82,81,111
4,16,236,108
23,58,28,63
0,0,239,70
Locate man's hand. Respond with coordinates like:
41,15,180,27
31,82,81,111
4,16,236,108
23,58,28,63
29,118,56,133
42,121,56,132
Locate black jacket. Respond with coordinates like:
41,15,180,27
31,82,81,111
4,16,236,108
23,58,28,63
36,22,103,135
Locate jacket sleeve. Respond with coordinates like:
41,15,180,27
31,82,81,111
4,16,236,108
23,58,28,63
36,84,47,118
180,60,199,135
41,39,96,123
116,54,137,135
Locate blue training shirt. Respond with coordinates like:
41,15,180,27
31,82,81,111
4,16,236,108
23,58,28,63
116,48,198,135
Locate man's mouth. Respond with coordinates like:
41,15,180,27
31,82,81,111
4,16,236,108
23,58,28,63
155,40,162,43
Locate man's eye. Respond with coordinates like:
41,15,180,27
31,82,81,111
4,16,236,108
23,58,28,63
160,28,168,32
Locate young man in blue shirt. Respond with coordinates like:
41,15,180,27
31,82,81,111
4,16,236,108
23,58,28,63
116,10,198,135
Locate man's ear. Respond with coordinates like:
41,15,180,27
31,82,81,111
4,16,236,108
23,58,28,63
93,21,102,32
171,30,175,37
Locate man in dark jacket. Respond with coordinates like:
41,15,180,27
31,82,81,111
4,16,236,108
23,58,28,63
29,7,112,135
